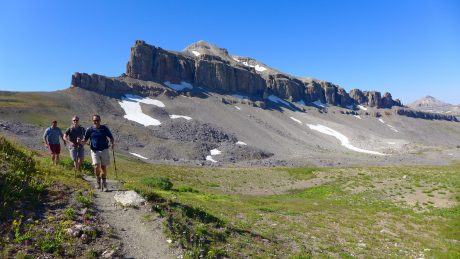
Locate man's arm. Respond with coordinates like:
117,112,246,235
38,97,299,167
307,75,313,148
59,129,67,145
105,126,115,149
81,127,90,145
43,129,49,146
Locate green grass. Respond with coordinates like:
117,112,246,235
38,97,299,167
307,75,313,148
1,134,459,257
0,136,94,258
114,155,460,258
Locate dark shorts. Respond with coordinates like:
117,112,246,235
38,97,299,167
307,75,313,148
69,145,84,161
48,144,61,155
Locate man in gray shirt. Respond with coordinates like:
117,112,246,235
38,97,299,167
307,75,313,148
43,120,66,165
64,116,86,173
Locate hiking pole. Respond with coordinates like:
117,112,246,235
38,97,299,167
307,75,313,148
112,146,120,191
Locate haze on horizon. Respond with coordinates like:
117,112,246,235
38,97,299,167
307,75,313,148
0,0,459,104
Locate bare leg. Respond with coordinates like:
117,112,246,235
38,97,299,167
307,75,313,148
52,154,57,165
77,158,83,172
101,165,108,191
56,154,60,164
94,164,102,189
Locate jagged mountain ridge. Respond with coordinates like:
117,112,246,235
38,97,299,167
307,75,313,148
73,40,401,109
71,40,457,122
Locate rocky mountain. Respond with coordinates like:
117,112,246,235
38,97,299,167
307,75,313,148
73,40,404,109
2,40,459,167
408,96,460,116
408,96,450,108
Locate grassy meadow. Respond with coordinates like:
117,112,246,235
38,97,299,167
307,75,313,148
113,155,460,258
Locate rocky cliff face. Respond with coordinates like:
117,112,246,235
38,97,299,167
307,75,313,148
395,108,458,122
73,40,403,109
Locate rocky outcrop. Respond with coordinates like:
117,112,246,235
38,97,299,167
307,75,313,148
74,40,403,109
395,108,458,122
71,73,131,95
71,72,176,97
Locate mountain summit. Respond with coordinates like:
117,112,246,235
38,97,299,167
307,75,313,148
408,96,451,108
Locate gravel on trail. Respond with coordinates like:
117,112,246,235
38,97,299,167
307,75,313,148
84,176,181,259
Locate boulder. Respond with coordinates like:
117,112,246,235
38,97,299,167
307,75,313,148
114,190,146,206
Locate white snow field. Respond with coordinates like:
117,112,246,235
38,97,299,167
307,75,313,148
205,155,217,163
210,149,222,155
236,141,247,145
129,152,148,160
164,81,194,91
358,105,368,111
206,149,222,163
290,117,302,124
267,95,291,107
191,50,201,56
170,115,192,120
306,124,385,155
118,95,163,126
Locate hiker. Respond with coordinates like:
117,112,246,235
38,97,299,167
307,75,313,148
82,115,115,192
43,120,66,165
64,116,86,173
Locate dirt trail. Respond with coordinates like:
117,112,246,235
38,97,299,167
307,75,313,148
85,176,180,259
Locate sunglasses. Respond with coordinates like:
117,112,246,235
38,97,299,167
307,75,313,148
93,120,100,122
73,119,79,121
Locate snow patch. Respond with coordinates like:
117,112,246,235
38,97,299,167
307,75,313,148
254,64,267,72
124,94,165,107
206,155,217,163
234,106,241,110
354,115,362,119
379,118,399,132
191,50,201,56
290,117,302,124
170,115,192,120
236,141,247,145
234,59,267,72
210,149,221,156
312,100,326,108
118,95,162,126
232,94,249,99
164,81,193,91
130,152,148,160
306,124,385,155
358,105,368,111
267,95,291,107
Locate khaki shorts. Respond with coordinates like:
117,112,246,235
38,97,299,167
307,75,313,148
90,149,110,166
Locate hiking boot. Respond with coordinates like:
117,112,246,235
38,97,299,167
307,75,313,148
102,178,108,192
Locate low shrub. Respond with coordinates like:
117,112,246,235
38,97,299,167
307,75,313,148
141,176,173,190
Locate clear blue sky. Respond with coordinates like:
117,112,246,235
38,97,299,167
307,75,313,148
1,0,459,104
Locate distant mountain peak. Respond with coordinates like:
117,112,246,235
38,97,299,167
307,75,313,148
409,96,451,108
183,40,231,59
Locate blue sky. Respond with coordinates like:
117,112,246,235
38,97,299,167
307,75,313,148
0,0,459,104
